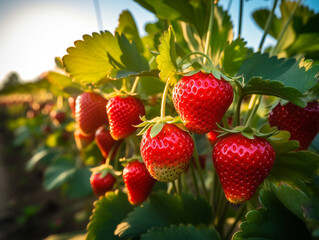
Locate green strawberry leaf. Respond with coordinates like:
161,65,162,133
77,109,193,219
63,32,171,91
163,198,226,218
115,192,212,239
108,34,150,79
140,224,220,240
156,26,178,83
233,190,311,240
268,151,319,184
116,10,144,53
43,157,76,191
238,52,319,106
221,38,250,76
86,191,134,240
65,167,92,198
63,31,121,84
46,71,82,97
26,148,59,171
137,76,166,97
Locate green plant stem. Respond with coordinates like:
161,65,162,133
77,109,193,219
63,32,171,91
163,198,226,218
244,95,262,128
270,0,301,56
161,81,170,118
130,77,140,94
258,0,279,51
203,0,215,65
93,0,103,31
225,204,247,240
178,175,183,194
122,78,128,92
182,173,189,192
192,136,209,199
243,94,258,125
217,197,228,237
190,162,200,196
172,181,178,194
233,95,243,127
177,52,213,68
238,0,244,38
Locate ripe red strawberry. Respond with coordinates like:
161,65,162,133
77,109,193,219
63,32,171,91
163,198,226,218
140,124,194,182
106,96,145,140
269,101,319,150
90,171,116,196
95,126,118,158
123,160,156,205
74,129,94,150
207,130,219,146
75,92,108,136
213,133,275,204
173,71,233,134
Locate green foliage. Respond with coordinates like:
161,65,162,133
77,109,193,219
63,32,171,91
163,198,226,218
233,190,312,240
140,224,220,240
115,192,212,238
26,148,59,171
86,191,134,240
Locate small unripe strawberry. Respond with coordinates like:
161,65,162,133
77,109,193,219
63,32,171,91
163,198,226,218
75,92,108,136
106,96,145,140
123,160,156,205
90,171,116,196
141,124,194,182
213,133,275,204
173,72,233,134
269,101,319,150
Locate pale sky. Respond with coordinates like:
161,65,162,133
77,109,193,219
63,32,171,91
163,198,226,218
0,0,318,83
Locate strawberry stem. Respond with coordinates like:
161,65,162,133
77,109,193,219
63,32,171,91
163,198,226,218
192,135,209,199
177,52,213,68
189,162,200,197
225,203,246,240
172,180,178,194
130,77,140,94
244,95,262,128
233,95,244,127
160,81,170,118
258,0,279,51
203,0,215,65
238,0,244,38
178,175,182,194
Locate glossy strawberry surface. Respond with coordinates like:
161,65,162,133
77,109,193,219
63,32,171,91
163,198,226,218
141,124,194,182
90,172,116,196
173,72,233,134
95,126,118,158
213,133,275,204
269,101,319,150
75,92,108,136
74,129,94,150
106,96,145,140
207,130,219,146
123,160,156,205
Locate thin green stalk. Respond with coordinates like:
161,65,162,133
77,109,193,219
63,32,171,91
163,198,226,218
244,95,262,128
161,81,170,118
203,0,215,65
177,51,213,68
182,173,189,192
190,162,200,196
93,0,103,31
233,96,243,127
105,143,118,167
225,204,247,240
217,197,228,237
192,136,209,199
258,0,279,51
172,181,178,194
270,0,301,56
130,77,140,94
243,94,258,126
238,0,244,38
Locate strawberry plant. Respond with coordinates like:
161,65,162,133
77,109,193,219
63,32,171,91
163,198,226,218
1,0,319,239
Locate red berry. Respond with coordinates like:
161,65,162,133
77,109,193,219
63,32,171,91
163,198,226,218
213,133,275,204
95,126,118,158
74,129,94,150
207,130,219,146
75,92,108,136
90,171,116,196
123,160,156,205
173,72,233,134
106,96,145,140
269,101,319,150
50,110,66,125
141,124,194,182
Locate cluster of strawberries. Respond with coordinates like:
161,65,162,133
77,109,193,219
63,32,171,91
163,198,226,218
71,70,319,205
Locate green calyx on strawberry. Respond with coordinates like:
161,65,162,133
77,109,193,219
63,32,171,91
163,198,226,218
212,125,277,204
122,158,156,205
139,118,194,182
106,90,145,140
172,67,235,134
75,92,108,136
